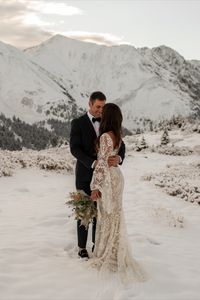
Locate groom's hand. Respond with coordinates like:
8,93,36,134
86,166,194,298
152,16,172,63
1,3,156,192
108,155,120,167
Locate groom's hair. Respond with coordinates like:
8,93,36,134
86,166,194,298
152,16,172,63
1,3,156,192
89,91,106,103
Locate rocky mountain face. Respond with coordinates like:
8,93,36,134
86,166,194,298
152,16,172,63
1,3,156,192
0,35,199,149
139,46,200,116
0,39,83,124
25,36,200,126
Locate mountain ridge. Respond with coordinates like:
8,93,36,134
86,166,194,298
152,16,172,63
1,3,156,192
0,35,200,131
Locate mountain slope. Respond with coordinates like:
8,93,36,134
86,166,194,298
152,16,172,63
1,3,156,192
25,35,200,128
0,36,200,132
0,40,80,124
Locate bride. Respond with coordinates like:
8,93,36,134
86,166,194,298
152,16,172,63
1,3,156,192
89,103,146,283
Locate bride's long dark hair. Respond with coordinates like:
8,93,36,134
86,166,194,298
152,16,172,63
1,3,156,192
98,103,123,148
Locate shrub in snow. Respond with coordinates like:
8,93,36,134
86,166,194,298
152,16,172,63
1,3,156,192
151,145,193,156
123,135,137,151
141,174,153,181
38,157,73,172
150,206,184,228
0,166,13,177
0,146,75,177
142,162,200,205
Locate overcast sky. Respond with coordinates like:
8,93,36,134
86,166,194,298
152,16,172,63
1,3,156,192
1,0,200,60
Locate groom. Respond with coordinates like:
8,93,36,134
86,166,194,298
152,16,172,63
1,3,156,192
70,91,125,258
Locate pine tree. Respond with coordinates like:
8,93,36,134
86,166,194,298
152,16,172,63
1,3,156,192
161,128,170,145
135,136,148,151
140,136,148,149
149,121,153,132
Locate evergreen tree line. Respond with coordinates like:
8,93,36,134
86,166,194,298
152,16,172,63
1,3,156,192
1,112,198,151
0,111,132,151
0,114,62,151
47,118,71,139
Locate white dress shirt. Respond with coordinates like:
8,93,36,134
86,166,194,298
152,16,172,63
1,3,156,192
87,111,100,137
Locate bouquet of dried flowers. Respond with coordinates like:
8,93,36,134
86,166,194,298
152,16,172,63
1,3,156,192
66,190,97,228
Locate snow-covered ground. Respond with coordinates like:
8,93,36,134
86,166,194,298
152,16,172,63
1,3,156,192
0,131,200,300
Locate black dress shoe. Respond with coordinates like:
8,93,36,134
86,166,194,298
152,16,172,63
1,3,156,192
78,249,89,259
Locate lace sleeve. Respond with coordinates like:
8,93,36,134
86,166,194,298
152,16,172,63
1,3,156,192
90,133,113,191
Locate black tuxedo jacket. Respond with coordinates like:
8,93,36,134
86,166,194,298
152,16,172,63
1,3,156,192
70,113,125,190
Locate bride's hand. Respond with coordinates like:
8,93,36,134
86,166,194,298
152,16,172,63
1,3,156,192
91,190,101,201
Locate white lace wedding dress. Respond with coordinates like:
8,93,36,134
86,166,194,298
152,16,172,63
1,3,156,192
90,133,146,283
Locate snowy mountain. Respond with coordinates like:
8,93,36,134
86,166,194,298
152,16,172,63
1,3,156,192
139,46,200,116
0,35,200,144
25,35,200,128
0,40,82,125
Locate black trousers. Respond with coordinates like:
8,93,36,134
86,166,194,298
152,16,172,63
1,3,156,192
76,182,97,249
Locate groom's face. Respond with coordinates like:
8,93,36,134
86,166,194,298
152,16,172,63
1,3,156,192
89,99,106,118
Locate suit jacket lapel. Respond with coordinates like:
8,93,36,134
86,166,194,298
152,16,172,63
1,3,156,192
83,113,97,137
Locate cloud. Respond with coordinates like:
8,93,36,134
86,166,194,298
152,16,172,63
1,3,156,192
0,0,82,17
0,0,83,48
0,1,128,49
0,0,26,18
57,31,130,46
27,1,83,16
22,13,54,27
0,19,52,49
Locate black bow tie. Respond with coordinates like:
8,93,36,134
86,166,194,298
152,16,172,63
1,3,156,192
92,117,101,123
